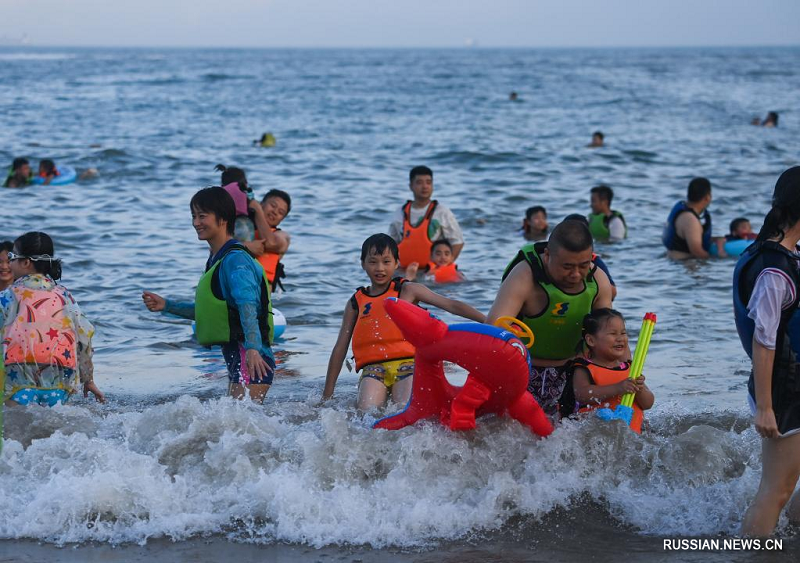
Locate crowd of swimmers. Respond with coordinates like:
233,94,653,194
2,156,799,537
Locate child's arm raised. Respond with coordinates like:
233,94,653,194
322,301,359,400
400,282,485,323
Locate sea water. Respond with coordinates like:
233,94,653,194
0,46,799,554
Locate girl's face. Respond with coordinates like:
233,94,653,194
586,315,628,362
0,250,12,286
9,246,36,280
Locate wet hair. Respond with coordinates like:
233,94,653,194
729,217,750,235
431,239,453,254
590,185,614,204
525,205,546,219
687,177,711,203
360,234,399,262
549,219,593,254
409,165,433,183
581,308,625,346
765,112,779,126
190,186,236,236
593,131,604,140
0,241,13,253
11,157,28,171
756,166,800,244
39,159,56,176
563,213,589,226
214,164,249,193
13,232,63,280
262,189,292,215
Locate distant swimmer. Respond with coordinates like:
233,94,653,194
751,112,779,127
734,166,800,536
389,165,464,272
405,239,465,283
490,220,614,417
521,205,548,241
509,92,519,102
0,241,13,291
563,309,654,433
1,232,104,406
142,187,276,404
254,132,276,147
662,177,726,259
3,158,31,188
321,234,484,411
587,185,627,242
728,217,758,242
37,159,58,185
588,131,604,148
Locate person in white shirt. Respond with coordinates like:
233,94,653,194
388,166,464,272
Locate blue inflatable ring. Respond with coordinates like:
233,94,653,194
709,238,753,258
31,165,77,186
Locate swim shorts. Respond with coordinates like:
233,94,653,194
221,342,275,386
359,358,415,388
528,364,569,417
10,388,70,407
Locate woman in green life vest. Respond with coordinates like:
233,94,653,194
489,220,614,417
588,185,627,242
142,187,275,404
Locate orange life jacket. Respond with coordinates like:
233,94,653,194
397,200,438,268
427,262,462,283
255,227,281,285
576,358,644,433
351,278,416,370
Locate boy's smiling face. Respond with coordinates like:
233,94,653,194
431,244,453,268
362,247,399,286
262,196,289,228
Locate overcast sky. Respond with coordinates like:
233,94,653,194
2,0,798,48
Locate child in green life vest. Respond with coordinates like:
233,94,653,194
142,187,275,403
588,185,627,242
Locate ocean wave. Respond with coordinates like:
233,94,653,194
0,398,765,547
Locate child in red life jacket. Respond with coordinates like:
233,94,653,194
405,239,464,283
37,159,60,185
322,234,484,411
568,308,654,433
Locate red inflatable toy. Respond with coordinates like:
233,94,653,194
373,298,553,437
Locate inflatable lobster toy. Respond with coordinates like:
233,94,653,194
373,298,552,437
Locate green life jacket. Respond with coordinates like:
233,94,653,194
502,242,598,362
587,211,627,240
194,243,273,347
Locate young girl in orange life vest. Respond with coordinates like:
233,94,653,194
568,308,654,433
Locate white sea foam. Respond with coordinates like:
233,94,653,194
0,397,763,547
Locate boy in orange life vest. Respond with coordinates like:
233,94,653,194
564,309,654,433
404,239,464,283
253,189,292,291
322,234,485,411
388,166,464,273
